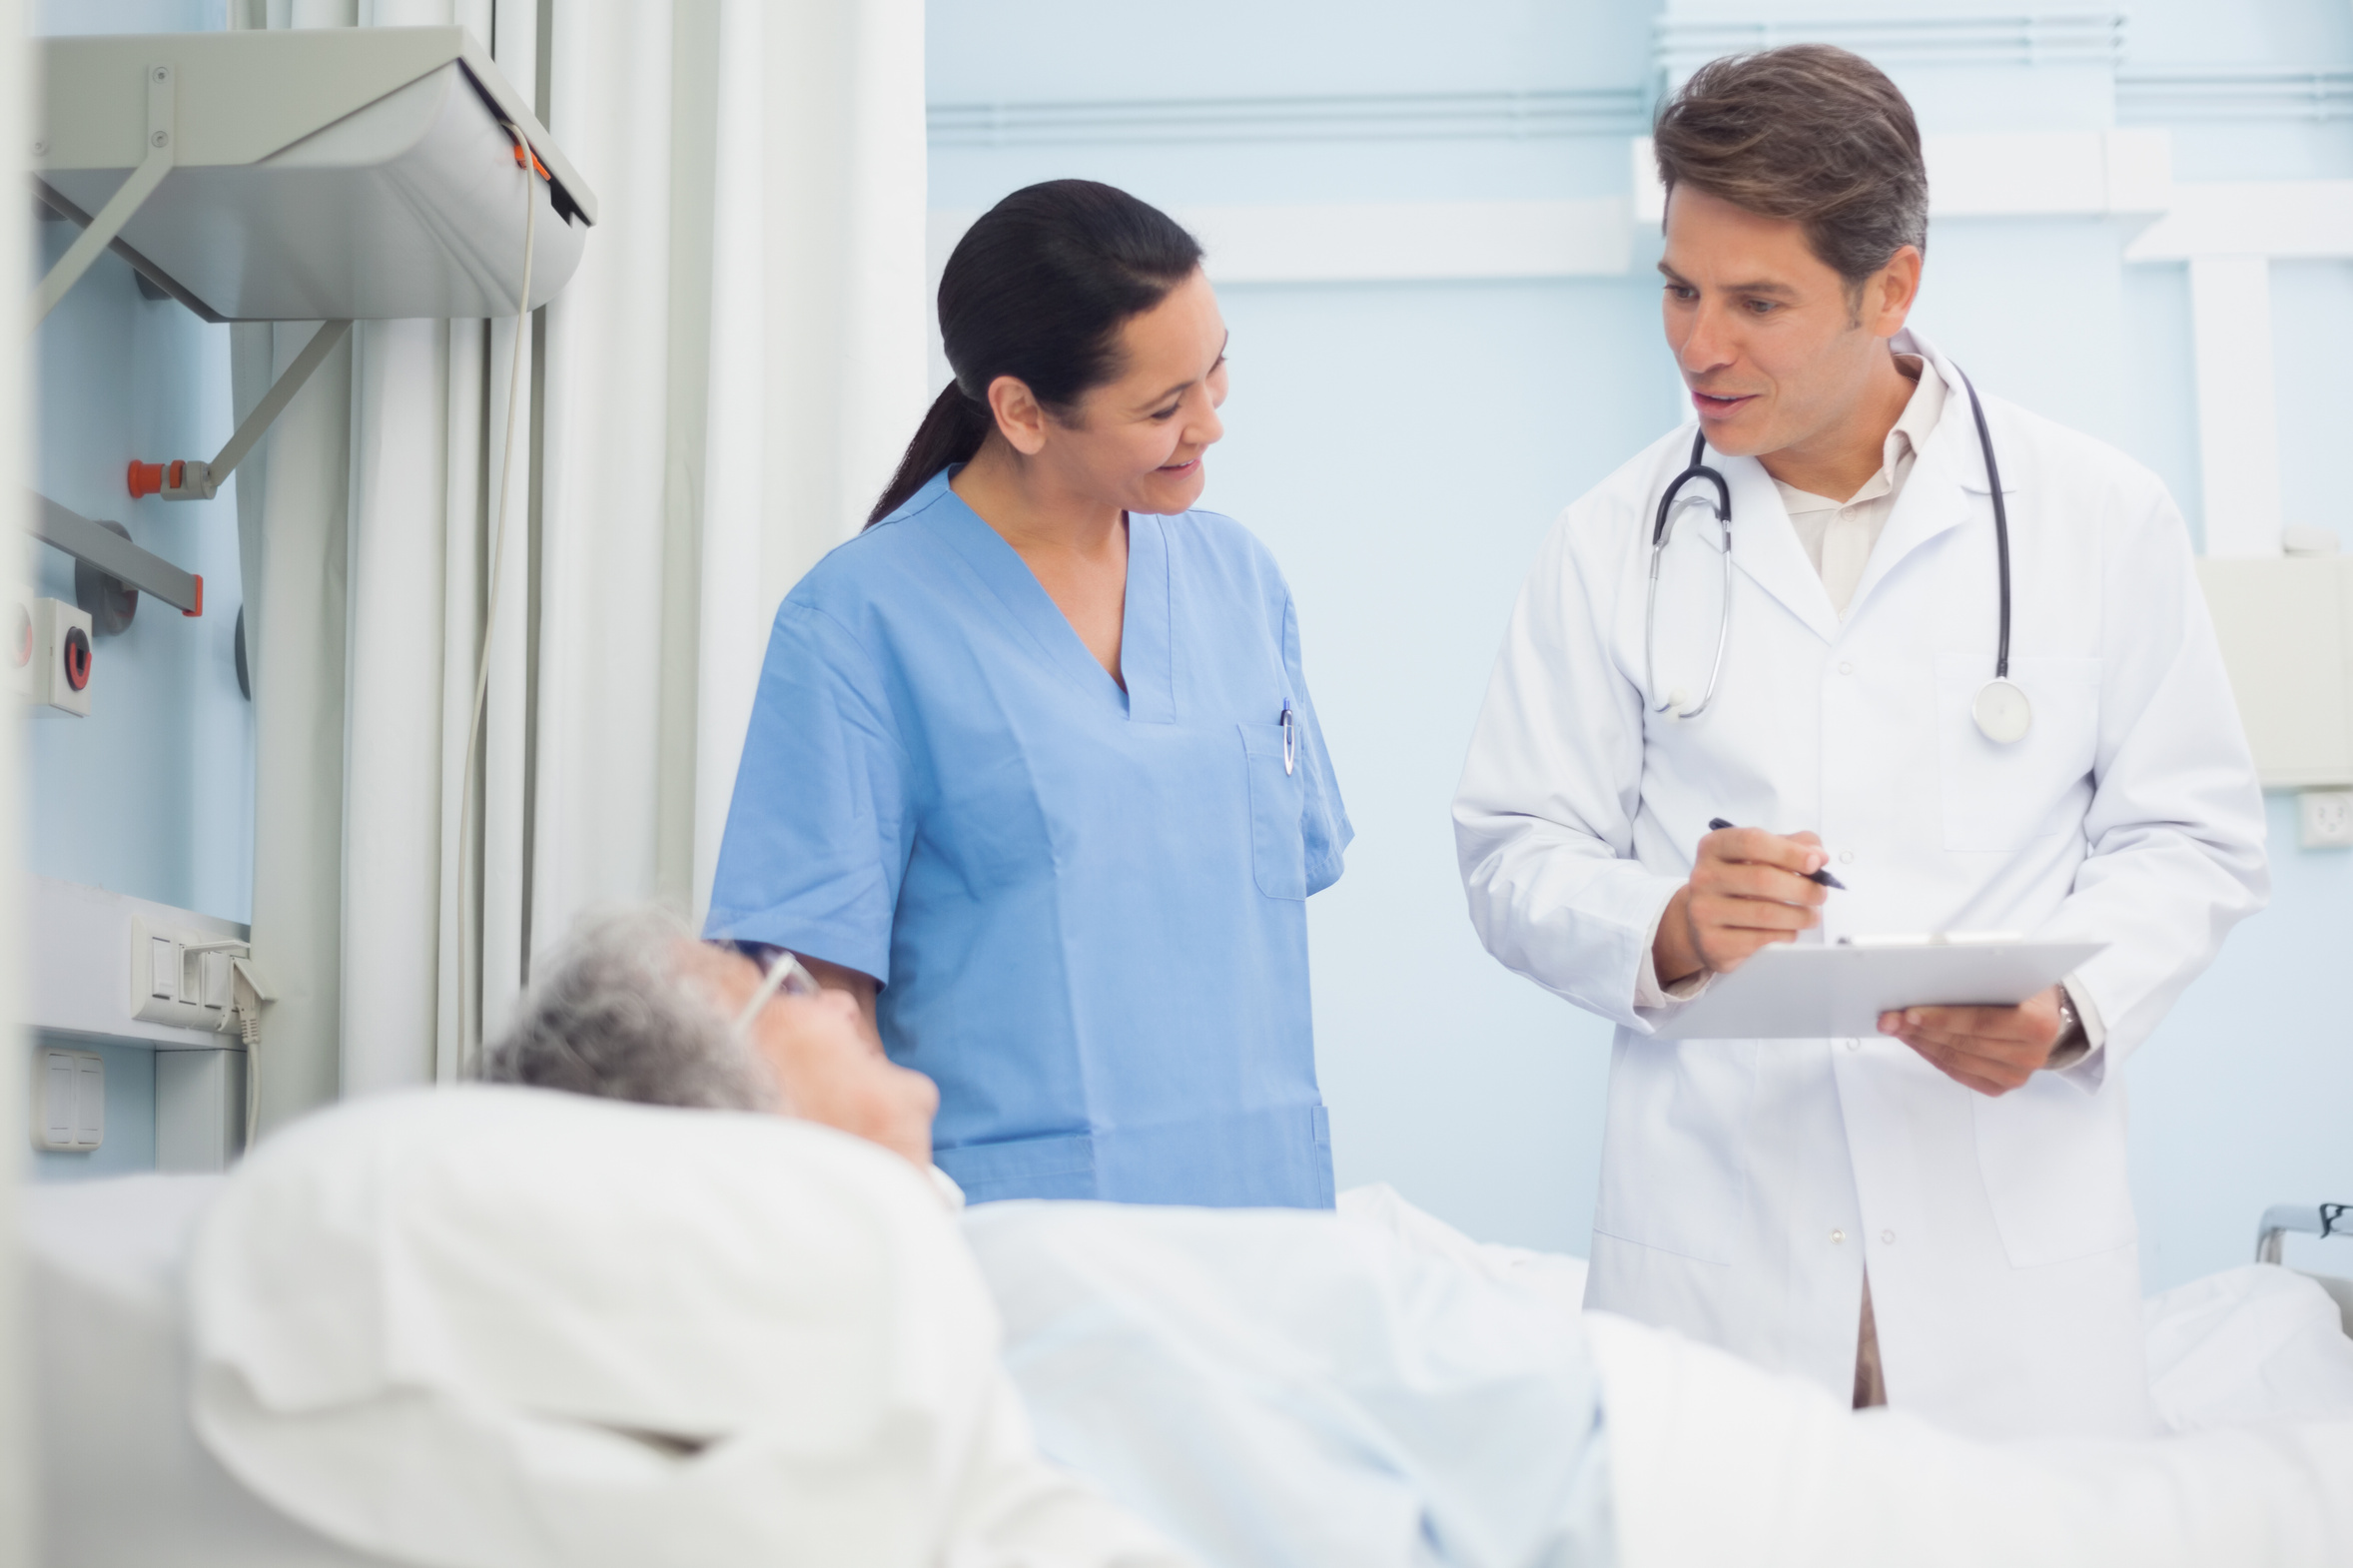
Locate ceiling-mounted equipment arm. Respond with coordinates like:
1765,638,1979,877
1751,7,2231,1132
31,63,176,328
129,318,354,502
29,492,203,616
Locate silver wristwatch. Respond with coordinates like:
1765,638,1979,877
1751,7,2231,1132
2048,986,2088,1066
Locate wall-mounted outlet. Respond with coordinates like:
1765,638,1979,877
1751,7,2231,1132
2300,789,2353,850
129,914,244,1030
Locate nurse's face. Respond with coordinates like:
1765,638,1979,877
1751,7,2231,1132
684,943,939,1172
1657,185,1920,460
1038,268,1229,516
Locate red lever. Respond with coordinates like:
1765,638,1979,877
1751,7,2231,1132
128,460,164,498
183,574,204,619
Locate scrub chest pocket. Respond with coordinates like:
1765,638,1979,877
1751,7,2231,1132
1239,723,1308,900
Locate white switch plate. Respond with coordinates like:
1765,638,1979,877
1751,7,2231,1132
32,1048,104,1151
2301,789,2353,849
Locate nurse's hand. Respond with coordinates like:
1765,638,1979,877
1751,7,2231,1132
1877,989,2064,1098
1653,827,1830,987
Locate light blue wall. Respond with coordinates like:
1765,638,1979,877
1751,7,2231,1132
930,0,2353,1288
25,0,252,1180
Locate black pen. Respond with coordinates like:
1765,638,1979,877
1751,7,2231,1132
1707,818,1847,890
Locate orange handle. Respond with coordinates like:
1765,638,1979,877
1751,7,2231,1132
128,460,164,498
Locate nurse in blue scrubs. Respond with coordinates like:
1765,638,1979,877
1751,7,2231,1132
705,180,1351,1207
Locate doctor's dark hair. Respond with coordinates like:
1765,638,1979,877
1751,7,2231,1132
1652,45,1929,297
868,180,1203,525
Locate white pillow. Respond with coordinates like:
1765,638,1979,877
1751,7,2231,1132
188,1085,1187,1568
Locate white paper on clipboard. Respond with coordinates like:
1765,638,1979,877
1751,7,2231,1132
1650,937,2107,1041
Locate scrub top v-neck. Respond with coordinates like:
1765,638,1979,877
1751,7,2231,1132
706,467,1351,1207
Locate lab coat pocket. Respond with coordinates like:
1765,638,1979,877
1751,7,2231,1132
1239,723,1307,900
1972,1073,2136,1267
1592,1036,1754,1264
1936,654,2101,852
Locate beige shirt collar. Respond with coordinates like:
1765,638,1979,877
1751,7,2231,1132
1775,355,1947,516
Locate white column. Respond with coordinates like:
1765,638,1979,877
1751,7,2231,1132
2188,254,2284,557
0,3,32,1561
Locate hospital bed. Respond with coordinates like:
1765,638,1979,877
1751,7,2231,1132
2256,1202,2353,1331
22,1157,2353,1567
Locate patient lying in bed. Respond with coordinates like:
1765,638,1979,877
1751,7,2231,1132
183,908,2353,1568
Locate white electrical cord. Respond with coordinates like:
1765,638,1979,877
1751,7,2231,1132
453,126,540,1080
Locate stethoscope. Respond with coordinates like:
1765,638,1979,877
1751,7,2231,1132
1643,368,2032,745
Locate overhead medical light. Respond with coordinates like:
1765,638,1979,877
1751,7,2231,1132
31,26,595,324
25,28,596,619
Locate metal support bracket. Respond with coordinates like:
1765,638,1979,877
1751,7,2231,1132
29,492,203,616
31,62,177,328
132,318,354,502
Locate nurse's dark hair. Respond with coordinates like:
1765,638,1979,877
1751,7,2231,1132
1651,45,1928,302
867,180,1203,526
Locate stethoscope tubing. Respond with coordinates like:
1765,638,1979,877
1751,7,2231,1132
1646,368,2013,717
1646,431,1736,719
1956,370,2011,682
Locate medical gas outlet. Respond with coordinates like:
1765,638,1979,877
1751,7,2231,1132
16,597,94,715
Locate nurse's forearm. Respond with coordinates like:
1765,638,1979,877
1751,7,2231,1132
798,954,885,1055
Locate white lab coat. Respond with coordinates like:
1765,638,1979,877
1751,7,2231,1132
1453,332,2268,1439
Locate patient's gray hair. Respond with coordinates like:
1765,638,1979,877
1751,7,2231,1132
483,905,773,1112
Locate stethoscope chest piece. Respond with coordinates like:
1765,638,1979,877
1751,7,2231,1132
1971,678,2032,744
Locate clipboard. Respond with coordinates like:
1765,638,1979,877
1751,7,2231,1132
1650,936,2107,1041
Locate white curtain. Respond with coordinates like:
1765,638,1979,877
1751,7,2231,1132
235,0,931,1129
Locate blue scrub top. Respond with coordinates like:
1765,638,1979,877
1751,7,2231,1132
706,468,1351,1207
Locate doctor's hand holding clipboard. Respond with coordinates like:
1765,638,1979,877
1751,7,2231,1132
1660,819,2081,1098
1450,45,2266,1442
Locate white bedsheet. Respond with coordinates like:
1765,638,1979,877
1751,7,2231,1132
1590,1313,2353,1568
23,1139,2353,1568
2145,1264,2353,1432
976,1191,2353,1568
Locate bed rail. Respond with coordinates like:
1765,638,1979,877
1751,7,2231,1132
2255,1202,2350,1265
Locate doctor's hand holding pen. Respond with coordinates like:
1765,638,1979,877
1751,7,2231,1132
1651,823,1831,989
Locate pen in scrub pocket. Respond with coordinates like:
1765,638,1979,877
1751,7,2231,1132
1707,818,1847,890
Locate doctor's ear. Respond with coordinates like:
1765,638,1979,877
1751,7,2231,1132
1861,245,1924,338
985,375,1053,457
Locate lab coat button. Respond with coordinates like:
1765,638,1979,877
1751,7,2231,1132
1839,850,1855,864
1845,1038,1861,1051
1838,660,1854,675
1881,1229,1896,1244
1831,1228,1846,1244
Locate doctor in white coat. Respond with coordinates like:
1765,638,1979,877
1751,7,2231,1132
1453,45,2267,1440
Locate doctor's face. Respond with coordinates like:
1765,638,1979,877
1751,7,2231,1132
1045,267,1230,516
1658,185,1920,461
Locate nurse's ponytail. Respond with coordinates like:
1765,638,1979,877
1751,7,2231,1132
867,180,1203,526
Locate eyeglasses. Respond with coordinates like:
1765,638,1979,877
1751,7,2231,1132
729,945,820,1040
